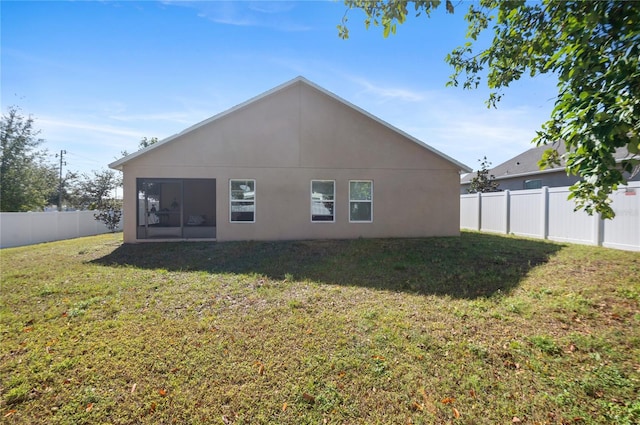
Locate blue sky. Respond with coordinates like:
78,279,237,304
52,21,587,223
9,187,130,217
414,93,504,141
2,0,559,175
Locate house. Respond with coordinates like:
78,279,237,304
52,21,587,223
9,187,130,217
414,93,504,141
460,144,639,194
109,77,471,243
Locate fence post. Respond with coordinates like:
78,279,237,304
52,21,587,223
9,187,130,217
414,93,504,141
76,211,81,239
541,186,549,240
504,190,511,234
477,192,482,231
594,213,604,247
28,212,34,246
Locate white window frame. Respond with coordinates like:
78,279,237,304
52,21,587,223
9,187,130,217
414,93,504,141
229,179,256,223
310,180,335,223
349,180,373,223
524,179,542,190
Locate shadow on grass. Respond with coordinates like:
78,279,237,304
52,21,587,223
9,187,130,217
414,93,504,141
91,232,564,299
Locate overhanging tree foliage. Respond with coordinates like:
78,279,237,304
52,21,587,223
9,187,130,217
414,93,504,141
0,106,58,212
339,0,640,218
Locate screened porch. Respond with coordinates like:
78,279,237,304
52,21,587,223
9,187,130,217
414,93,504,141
137,178,216,239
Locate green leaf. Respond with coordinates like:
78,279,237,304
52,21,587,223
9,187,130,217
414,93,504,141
338,0,640,219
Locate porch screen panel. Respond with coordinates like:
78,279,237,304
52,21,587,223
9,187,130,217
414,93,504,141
183,179,216,238
137,179,182,239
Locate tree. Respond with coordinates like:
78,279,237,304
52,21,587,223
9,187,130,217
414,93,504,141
139,136,159,149
338,0,640,218
73,169,121,210
93,199,123,232
120,136,159,158
65,168,123,231
468,157,500,193
0,106,58,212
46,170,79,209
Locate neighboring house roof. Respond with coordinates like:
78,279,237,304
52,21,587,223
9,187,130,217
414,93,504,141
110,76,471,173
461,144,637,184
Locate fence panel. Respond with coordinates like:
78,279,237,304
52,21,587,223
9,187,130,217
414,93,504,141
547,187,597,245
30,213,60,246
509,190,543,238
460,194,480,230
0,213,32,249
603,186,640,251
461,182,639,251
480,192,506,233
0,211,121,248
57,211,80,241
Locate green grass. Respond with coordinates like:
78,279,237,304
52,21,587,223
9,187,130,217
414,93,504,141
1,232,638,424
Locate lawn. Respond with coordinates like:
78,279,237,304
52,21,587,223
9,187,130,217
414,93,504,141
1,232,638,424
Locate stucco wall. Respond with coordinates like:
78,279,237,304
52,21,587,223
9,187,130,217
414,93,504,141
120,81,462,242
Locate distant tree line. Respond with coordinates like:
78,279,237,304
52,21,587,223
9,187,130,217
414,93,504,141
0,106,125,212
0,106,156,230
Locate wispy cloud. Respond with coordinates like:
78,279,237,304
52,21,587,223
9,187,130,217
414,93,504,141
347,76,428,102
108,112,194,125
163,1,311,31
386,97,550,169
2,48,73,72
248,2,296,15
38,118,147,142
317,67,556,171
31,117,149,170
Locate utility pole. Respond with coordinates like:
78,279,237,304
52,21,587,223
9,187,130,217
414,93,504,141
56,150,66,211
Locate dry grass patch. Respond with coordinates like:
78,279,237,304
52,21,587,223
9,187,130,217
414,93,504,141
1,232,638,424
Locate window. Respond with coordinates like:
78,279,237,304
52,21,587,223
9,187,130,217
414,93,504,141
230,179,255,222
349,180,373,222
311,180,335,222
524,179,542,190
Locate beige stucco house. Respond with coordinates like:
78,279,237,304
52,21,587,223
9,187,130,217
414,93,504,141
109,77,471,243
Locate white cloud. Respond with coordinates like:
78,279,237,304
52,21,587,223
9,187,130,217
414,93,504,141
349,76,427,102
248,2,296,15
164,1,311,31
34,116,153,171
336,81,552,170
108,111,194,125
316,67,557,171
34,105,217,173
38,117,147,143
390,98,550,169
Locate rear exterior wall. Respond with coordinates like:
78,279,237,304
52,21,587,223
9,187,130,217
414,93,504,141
120,81,461,242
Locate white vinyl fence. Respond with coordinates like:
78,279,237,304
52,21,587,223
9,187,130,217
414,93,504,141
0,210,122,249
461,182,640,251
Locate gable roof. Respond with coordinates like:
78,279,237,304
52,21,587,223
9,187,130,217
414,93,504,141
109,76,471,172
461,144,636,184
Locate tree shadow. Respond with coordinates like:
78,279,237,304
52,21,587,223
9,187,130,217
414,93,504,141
90,232,564,300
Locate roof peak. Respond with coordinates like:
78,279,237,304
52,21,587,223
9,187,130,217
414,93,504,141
110,76,471,172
